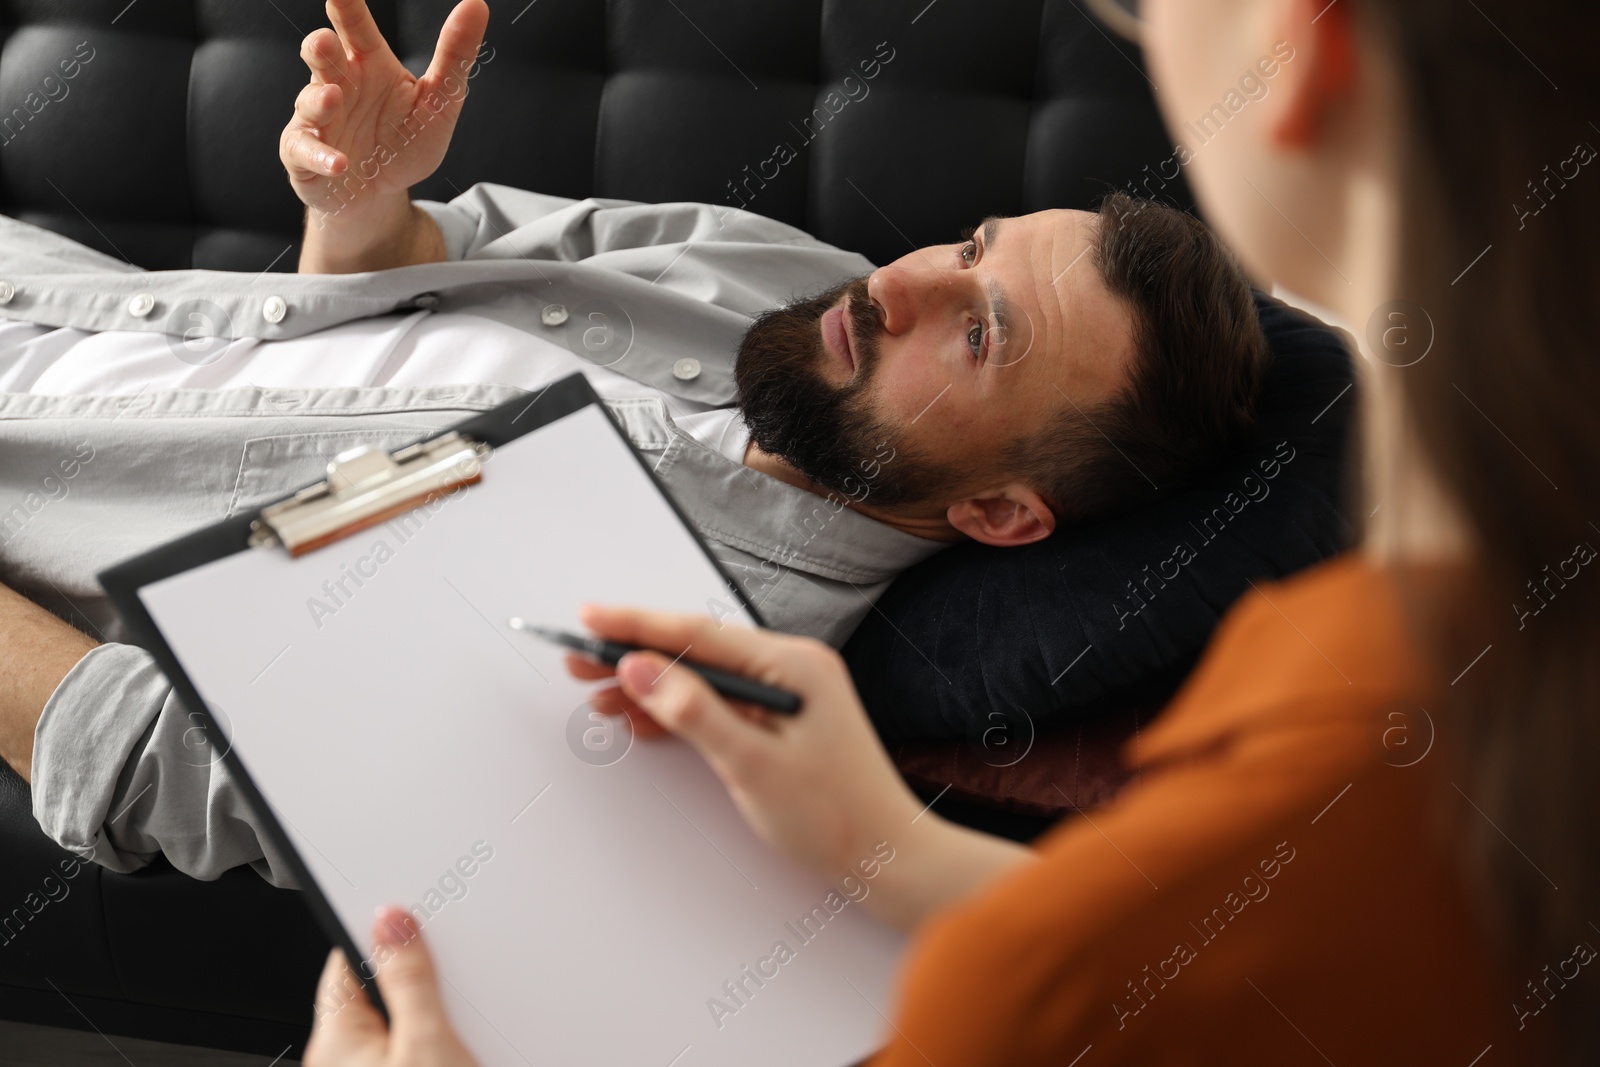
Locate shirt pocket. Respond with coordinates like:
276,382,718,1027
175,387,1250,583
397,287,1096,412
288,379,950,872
227,428,439,517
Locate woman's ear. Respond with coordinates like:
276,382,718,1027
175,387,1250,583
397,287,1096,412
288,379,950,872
946,488,1057,547
1272,0,1358,148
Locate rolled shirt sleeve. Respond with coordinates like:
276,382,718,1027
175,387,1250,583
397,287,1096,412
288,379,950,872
30,643,298,887
415,185,592,262
414,182,865,268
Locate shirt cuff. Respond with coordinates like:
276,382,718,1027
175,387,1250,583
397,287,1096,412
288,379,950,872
415,197,476,262
31,642,168,873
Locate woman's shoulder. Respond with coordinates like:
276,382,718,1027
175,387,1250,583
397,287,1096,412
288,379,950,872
1135,551,1433,764
874,554,1536,1067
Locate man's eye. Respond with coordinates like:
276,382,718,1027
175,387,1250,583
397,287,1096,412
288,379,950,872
966,320,985,358
958,239,978,267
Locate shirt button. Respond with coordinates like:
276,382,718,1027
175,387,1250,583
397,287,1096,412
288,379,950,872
0,281,14,305
672,357,702,381
540,303,569,327
414,292,440,310
127,292,156,318
262,295,288,324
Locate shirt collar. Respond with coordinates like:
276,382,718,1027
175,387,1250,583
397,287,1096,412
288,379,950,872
647,408,947,585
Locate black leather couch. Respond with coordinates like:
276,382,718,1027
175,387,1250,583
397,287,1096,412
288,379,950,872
0,0,1344,1058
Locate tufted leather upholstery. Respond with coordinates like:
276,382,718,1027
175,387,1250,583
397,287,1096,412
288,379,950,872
0,0,1198,1055
0,0,1189,273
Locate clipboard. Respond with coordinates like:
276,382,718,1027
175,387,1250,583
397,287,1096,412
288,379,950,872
98,373,905,1067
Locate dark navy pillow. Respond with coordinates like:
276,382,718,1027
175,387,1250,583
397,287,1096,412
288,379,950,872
844,293,1357,741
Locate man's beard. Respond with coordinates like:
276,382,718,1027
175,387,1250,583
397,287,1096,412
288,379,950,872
734,277,945,509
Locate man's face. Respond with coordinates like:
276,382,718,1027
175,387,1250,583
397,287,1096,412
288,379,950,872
735,208,1138,512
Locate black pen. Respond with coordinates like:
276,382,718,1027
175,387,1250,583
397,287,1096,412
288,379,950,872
507,618,803,715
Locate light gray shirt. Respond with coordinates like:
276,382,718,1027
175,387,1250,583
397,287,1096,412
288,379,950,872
0,185,942,884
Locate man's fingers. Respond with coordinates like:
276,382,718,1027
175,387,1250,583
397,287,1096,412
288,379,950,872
370,907,454,1045
282,125,347,178
304,950,386,1065
326,0,391,57
295,81,344,128
300,28,351,87
579,605,799,689
422,0,490,92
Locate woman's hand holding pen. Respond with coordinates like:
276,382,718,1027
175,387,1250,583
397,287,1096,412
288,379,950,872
304,605,1035,1063
567,605,1033,931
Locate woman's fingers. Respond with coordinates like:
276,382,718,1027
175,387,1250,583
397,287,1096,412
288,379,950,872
615,651,774,779
565,610,926,904
370,908,456,1047
566,611,834,751
579,605,802,688
563,651,614,681
586,684,669,738
304,949,386,1065
308,909,479,1066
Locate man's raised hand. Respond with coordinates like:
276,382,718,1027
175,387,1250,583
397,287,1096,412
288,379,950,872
281,0,488,217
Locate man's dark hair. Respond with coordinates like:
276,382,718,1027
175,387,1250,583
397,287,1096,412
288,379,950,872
1015,192,1268,523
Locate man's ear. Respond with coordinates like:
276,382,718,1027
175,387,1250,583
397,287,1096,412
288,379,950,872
946,487,1057,547
1271,0,1357,148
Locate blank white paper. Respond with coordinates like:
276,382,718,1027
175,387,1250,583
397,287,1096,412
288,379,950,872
138,404,905,1067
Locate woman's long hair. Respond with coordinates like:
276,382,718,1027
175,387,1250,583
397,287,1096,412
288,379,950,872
1363,2,1599,1059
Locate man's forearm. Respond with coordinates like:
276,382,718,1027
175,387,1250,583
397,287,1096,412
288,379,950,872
297,195,447,274
0,583,97,783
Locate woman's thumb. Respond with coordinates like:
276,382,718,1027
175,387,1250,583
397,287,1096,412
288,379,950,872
616,652,762,765
370,907,452,1040
305,948,387,1065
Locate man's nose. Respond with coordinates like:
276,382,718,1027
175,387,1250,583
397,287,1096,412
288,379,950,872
865,263,946,336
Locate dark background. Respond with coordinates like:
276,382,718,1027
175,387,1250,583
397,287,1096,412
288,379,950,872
0,0,1188,272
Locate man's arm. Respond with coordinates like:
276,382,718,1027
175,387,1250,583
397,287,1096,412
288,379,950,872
0,582,96,784
279,0,487,273
299,196,446,275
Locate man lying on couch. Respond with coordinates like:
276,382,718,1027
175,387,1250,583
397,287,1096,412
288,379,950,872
0,0,1266,885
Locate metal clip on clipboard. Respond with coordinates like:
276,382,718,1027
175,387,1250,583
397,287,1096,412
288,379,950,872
247,432,491,557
